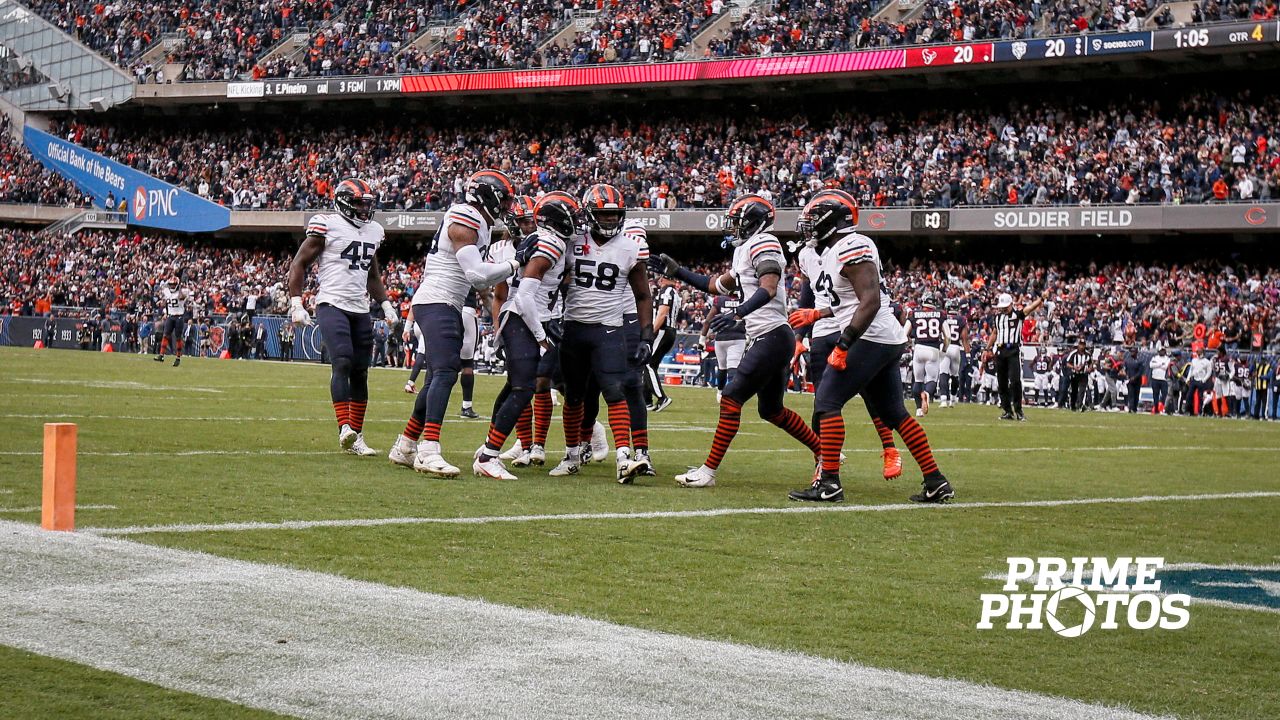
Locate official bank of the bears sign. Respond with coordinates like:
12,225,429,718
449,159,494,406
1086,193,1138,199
23,126,230,233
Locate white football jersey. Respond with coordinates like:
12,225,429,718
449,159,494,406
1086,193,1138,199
621,220,649,316
498,229,568,320
730,232,788,339
797,246,841,338
820,232,907,346
411,203,493,310
160,286,189,316
564,230,642,327
308,213,385,314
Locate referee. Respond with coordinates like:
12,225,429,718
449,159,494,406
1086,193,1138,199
986,291,1048,421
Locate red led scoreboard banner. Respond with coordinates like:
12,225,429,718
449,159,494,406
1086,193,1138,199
223,21,1279,99
400,49,905,93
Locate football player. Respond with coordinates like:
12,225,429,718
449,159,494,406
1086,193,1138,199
700,293,745,398
790,244,903,481
646,275,682,412
153,276,190,366
937,302,969,407
287,178,394,456
471,193,573,479
906,293,948,416
649,194,821,488
549,184,654,483
783,190,953,504
391,169,522,476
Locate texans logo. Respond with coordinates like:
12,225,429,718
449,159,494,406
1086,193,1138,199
922,49,937,65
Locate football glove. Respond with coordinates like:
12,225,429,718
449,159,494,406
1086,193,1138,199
647,253,680,278
513,233,539,266
632,327,654,365
708,312,743,334
380,300,398,322
544,318,563,344
289,296,312,326
788,308,823,329
827,346,849,372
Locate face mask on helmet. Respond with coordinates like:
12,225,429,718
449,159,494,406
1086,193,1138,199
536,200,579,240
587,207,625,239
336,182,375,226
725,197,774,246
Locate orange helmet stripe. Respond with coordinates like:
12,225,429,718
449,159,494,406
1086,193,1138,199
472,169,514,194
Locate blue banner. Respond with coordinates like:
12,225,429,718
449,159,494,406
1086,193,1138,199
1085,31,1152,56
22,126,230,233
994,36,1087,62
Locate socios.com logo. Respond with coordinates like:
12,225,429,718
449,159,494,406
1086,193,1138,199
978,557,1190,636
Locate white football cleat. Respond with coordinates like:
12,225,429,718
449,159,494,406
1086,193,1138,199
403,381,416,394
676,464,717,488
915,407,926,417
388,436,417,468
347,433,378,457
615,448,645,484
527,444,547,466
589,421,608,462
510,449,534,467
548,455,580,477
499,439,524,461
338,424,357,452
473,452,517,480
413,443,460,477
550,388,562,406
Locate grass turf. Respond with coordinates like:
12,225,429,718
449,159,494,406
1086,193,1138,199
1,347,1277,719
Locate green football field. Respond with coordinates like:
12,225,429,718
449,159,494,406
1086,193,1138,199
1,346,1277,720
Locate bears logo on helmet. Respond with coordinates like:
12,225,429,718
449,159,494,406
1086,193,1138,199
724,193,776,246
464,169,517,225
534,192,580,240
581,183,626,240
797,189,859,247
334,178,375,227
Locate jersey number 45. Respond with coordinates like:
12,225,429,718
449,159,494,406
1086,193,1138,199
340,241,376,271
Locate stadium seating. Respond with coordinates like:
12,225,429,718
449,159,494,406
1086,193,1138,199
0,116,89,207
32,88,1279,211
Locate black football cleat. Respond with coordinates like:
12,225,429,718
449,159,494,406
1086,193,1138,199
789,477,844,503
999,412,1015,421
153,355,164,362
1015,412,1025,422
172,357,181,367
910,476,955,504
459,406,480,420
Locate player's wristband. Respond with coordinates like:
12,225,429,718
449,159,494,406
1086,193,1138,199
836,325,862,351
289,296,304,311
734,287,772,319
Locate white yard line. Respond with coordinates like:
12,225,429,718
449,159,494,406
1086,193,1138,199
0,520,1168,720
0,504,116,513
87,492,1280,537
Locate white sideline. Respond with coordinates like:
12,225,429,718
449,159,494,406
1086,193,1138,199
87,492,1280,537
0,520,1169,720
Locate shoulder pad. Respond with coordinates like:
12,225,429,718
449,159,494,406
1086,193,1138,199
835,234,875,265
748,233,784,260
306,215,329,236
445,204,484,231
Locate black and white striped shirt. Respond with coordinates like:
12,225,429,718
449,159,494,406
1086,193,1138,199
993,309,1024,349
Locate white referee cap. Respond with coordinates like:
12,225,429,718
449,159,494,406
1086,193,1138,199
995,293,1014,309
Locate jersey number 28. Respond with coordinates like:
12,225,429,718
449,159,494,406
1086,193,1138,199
340,241,376,271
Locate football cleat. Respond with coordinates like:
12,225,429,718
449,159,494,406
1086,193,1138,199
153,355,164,362
675,464,716,488
589,422,608,462
473,452,517,480
388,436,417,468
652,396,673,413
910,476,955,504
172,357,181,367
414,450,460,478
999,412,1015,421
338,425,358,452
510,449,534,467
1015,412,1026,422
635,448,656,476
499,439,524,461
527,444,547,466
578,441,595,465
548,455,580,477
347,433,378,457
789,477,844,503
403,381,416,394
616,448,647,484
882,448,903,480
460,406,480,420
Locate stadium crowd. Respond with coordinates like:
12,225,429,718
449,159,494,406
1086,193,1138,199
32,88,1279,213
0,116,90,207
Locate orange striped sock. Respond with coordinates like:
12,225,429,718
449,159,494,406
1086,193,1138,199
516,405,533,448
350,401,367,433
872,416,895,449
334,401,350,428
533,391,552,446
484,423,508,454
705,397,742,470
767,408,821,456
896,416,939,476
606,400,631,451
423,421,442,442
632,427,648,452
403,417,424,441
562,402,583,448
818,413,844,474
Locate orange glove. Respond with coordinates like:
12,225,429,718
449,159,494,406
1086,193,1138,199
789,308,824,329
827,346,849,371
